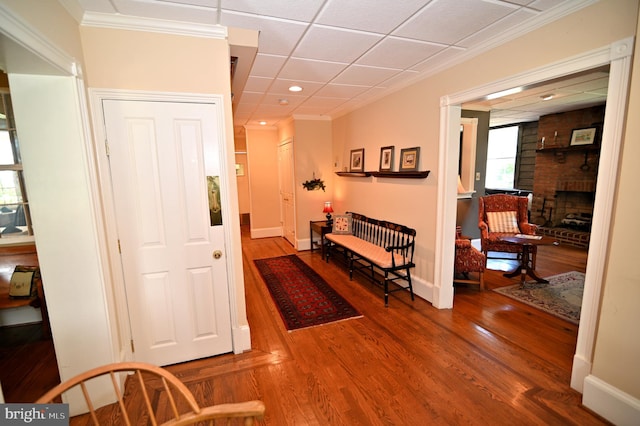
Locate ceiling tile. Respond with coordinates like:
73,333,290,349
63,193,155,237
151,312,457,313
457,9,537,48
278,57,348,82
410,45,466,73
220,11,308,56
243,76,273,93
249,54,288,78
528,0,570,11
314,84,370,98
393,0,516,45
357,37,444,69
332,65,402,86
110,0,217,22
220,0,324,21
267,79,325,95
315,0,431,34
293,25,383,63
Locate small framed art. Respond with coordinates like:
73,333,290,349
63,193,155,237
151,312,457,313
379,146,394,172
570,127,597,146
350,148,365,172
399,147,420,172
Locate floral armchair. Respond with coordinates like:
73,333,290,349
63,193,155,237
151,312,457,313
454,226,485,290
478,194,538,268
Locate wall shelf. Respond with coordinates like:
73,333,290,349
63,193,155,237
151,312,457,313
536,145,599,153
370,171,430,179
335,172,371,177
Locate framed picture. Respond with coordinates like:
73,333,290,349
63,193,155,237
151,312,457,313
350,148,365,172
399,147,420,172
379,146,394,171
570,127,597,146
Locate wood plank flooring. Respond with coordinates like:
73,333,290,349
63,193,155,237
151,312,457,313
1,231,609,424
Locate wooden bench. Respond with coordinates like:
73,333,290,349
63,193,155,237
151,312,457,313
325,212,416,306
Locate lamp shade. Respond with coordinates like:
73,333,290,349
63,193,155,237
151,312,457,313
323,201,334,214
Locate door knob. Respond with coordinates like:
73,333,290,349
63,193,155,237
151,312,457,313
213,250,223,259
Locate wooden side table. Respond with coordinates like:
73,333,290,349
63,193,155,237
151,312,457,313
309,220,332,258
500,235,559,284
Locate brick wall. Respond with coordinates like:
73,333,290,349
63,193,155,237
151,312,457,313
532,105,605,227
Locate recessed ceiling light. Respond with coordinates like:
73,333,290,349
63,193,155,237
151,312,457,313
288,85,303,92
259,121,267,125
278,99,289,105
541,94,555,101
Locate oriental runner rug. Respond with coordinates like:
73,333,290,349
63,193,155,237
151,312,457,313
493,271,584,324
254,255,361,331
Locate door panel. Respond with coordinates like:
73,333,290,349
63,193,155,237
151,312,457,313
278,140,295,246
103,100,232,366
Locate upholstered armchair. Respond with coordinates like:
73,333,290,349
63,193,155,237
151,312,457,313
478,194,538,268
454,237,486,290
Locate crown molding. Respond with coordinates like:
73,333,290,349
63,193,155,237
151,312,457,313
82,12,227,39
0,3,76,75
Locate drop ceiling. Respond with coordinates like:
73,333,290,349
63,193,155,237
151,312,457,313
64,0,602,129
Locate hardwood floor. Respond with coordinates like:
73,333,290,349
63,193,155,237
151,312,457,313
1,231,609,424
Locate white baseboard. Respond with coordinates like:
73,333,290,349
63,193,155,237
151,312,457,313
232,324,251,354
250,227,282,239
583,375,640,425
570,353,591,392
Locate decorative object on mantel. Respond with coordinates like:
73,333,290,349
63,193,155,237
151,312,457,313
379,146,394,171
350,148,365,172
302,173,325,191
323,201,334,226
399,147,420,172
569,127,597,146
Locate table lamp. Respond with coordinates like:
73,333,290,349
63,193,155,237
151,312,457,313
323,201,334,225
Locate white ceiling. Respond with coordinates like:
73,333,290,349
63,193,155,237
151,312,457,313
65,0,604,129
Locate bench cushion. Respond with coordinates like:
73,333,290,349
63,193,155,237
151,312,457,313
326,233,408,269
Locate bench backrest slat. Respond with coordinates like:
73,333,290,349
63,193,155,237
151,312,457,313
348,212,416,263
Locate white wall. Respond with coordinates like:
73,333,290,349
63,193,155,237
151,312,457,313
9,74,116,386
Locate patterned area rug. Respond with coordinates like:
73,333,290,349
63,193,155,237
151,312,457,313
493,271,584,324
254,255,362,331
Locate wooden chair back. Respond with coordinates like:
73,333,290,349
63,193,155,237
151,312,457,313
36,362,265,425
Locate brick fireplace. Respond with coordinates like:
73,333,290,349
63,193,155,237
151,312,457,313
531,105,604,248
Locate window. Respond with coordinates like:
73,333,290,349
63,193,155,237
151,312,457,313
485,125,519,189
0,91,33,238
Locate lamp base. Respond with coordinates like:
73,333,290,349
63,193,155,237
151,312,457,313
326,213,333,226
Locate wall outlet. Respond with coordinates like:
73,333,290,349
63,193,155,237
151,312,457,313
476,172,481,181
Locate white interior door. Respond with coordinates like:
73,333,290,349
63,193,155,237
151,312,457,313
103,99,232,366
278,139,295,246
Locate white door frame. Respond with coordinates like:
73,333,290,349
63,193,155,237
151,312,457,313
434,37,634,392
278,137,296,247
89,88,248,358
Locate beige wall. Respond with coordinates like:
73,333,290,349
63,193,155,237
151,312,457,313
79,25,249,335
333,0,639,286
235,153,250,214
333,0,639,404
293,118,334,241
246,126,280,231
1,0,84,63
80,27,231,93
591,5,640,398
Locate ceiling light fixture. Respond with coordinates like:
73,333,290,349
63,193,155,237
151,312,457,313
288,85,303,92
486,87,522,100
259,121,267,125
279,99,289,105
541,94,555,101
